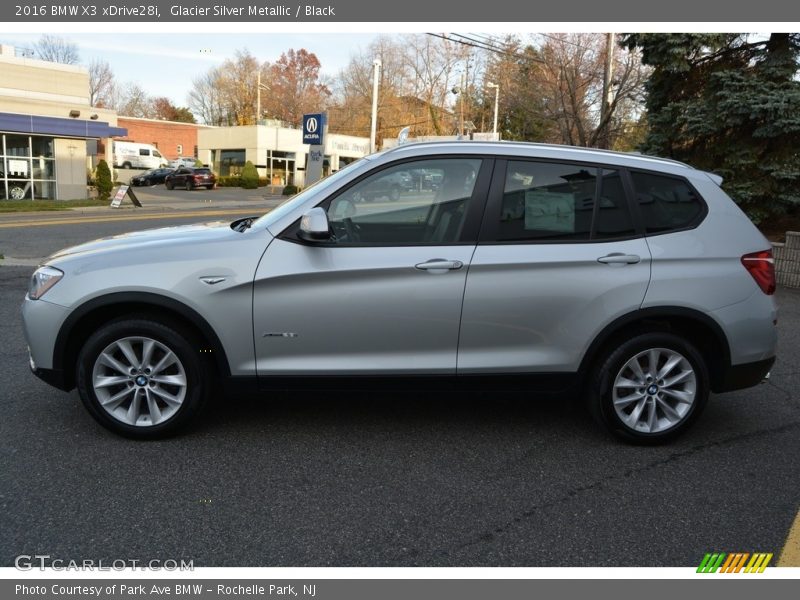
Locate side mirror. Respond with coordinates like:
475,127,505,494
298,207,331,241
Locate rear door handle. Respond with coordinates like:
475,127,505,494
415,259,464,271
597,253,641,265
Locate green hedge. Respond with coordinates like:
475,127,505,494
216,176,242,187
282,185,299,196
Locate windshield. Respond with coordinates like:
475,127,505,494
252,158,370,229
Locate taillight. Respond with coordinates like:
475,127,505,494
741,250,776,295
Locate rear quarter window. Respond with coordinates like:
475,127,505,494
630,171,705,234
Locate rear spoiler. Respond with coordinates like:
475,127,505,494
704,171,723,186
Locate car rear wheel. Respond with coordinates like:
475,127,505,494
186,179,194,191
76,317,211,438
589,332,709,444
122,162,132,169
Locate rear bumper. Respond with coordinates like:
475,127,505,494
714,356,775,393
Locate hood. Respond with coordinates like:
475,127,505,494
47,220,241,263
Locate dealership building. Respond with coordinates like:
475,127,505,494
198,121,370,187
0,45,125,200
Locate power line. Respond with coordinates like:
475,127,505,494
427,32,545,64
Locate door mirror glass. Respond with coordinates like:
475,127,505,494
299,207,331,241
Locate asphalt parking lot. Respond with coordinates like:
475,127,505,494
0,202,798,567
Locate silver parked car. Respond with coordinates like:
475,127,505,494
21,142,777,442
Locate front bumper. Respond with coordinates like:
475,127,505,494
21,296,70,385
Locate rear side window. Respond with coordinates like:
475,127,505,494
495,161,635,242
630,171,704,234
139,149,150,156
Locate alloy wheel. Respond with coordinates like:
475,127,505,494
612,347,697,433
91,336,187,427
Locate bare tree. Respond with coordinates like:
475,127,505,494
188,69,228,126
188,50,264,126
88,59,115,108
34,34,79,64
115,82,153,118
532,33,648,148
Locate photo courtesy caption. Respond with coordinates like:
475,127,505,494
15,584,317,596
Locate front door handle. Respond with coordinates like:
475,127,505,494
415,259,464,271
597,253,641,265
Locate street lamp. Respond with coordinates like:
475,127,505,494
256,71,270,124
486,82,500,138
370,59,381,153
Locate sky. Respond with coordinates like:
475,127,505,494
0,33,379,107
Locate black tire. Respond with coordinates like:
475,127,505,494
389,185,400,201
76,317,211,439
165,180,173,190
186,179,194,191
588,331,710,444
122,162,132,169
206,184,214,190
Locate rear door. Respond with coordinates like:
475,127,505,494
458,158,651,374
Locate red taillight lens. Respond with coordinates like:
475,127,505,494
741,250,776,295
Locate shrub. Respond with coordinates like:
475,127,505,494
95,160,113,201
282,185,299,196
216,176,242,187
240,161,259,190
194,159,204,167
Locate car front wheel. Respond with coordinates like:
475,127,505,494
589,332,709,444
76,317,210,438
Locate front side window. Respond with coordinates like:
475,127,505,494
494,161,635,242
630,171,704,234
325,158,482,245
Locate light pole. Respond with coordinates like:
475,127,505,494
486,82,500,138
256,71,270,125
370,59,381,154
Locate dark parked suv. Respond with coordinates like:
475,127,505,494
165,167,217,190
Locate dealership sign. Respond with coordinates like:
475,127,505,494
302,113,324,145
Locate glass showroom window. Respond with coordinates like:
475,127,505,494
1,134,57,200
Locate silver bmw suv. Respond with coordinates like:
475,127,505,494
21,142,777,442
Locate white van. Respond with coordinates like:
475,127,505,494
113,141,168,170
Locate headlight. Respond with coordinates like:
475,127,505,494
28,266,63,300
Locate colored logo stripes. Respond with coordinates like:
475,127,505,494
697,552,773,573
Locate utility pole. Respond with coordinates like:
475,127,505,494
369,59,381,154
486,82,500,138
459,72,465,138
600,32,615,149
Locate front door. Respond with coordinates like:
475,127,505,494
253,157,490,376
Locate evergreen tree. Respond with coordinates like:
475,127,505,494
240,160,259,190
621,33,800,223
95,159,113,201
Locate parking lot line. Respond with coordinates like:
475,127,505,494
0,208,262,229
778,509,800,566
